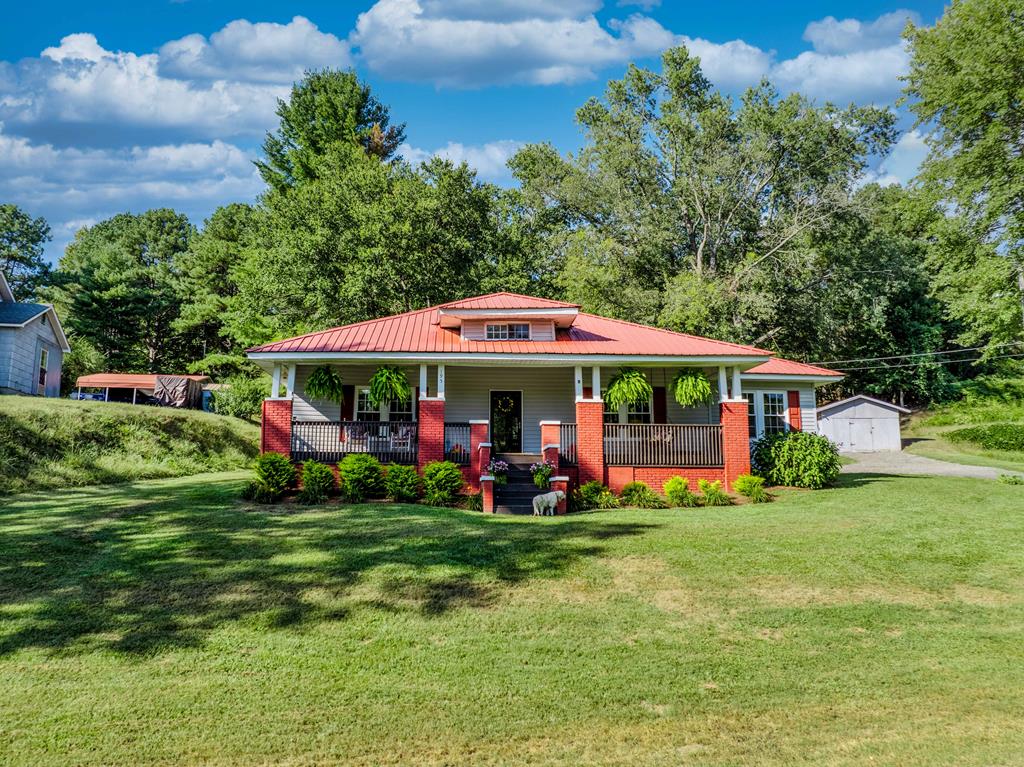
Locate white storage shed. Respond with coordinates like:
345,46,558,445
816,395,910,453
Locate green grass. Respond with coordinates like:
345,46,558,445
0,397,259,495
1,472,1023,765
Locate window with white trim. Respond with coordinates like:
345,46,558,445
602,388,653,424
37,348,48,392
745,391,788,438
356,389,380,422
485,323,530,340
602,390,618,424
388,392,414,422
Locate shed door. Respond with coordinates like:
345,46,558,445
849,420,874,451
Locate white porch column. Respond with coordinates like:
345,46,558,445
731,366,743,400
104,387,109,402
419,363,428,397
285,365,297,399
437,364,445,400
718,366,729,402
132,388,137,405
574,365,584,400
591,366,601,399
270,365,282,398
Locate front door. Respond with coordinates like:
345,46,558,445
490,391,522,453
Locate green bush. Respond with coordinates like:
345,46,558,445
619,481,666,508
385,464,421,502
998,474,1024,485
573,480,620,511
733,473,770,503
662,476,699,507
243,451,296,503
421,461,465,506
752,432,841,489
698,479,732,506
947,424,1024,452
461,491,484,511
338,454,384,502
298,460,336,504
210,376,268,421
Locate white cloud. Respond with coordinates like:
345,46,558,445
803,10,918,54
618,0,661,9
681,36,772,89
863,129,929,186
159,16,350,83
419,0,602,21
401,139,524,181
351,0,675,87
771,43,910,104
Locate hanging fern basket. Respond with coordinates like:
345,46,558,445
305,366,346,403
368,366,410,407
671,370,713,408
604,367,653,410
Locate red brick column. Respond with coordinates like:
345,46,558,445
417,398,445,470
541,420,560,473
480,475,495,514
720,399,751,490
261,399,293,457
551,476,569,515
469,420,489,490
787,390,803,432
576,399,605,486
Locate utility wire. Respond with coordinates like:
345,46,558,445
814,340,1024,366
832,350,1024,372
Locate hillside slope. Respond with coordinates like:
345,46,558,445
0,397,259,495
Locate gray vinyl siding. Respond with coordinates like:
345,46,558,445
599,367,720,425
799,386,818,433
0,316,63,396
292,364,421,421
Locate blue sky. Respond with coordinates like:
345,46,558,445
0,0,946,261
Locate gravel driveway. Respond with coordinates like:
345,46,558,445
841,450,1022,479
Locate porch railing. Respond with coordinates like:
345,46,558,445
603,423,723,467
291,420,418,464
559,423,578,466
444,422,472,465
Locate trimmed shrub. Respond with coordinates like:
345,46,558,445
663,476,699,507
338,454,384,502
422,461,465,506
619,481,666,509
947,424,1024,452
733,473,770,503
243,451,295,503
752,432,841,489
573,480,619,511
698,479,732,506
385,464,422,503
298,460,336,504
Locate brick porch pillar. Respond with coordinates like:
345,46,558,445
417,397,445,470
787,391,803,432
480,475,495,513
721,399,751,491
551,476,569,515
261,398,292,457
540,420,561,473
469,420,489,490
576,398,605,486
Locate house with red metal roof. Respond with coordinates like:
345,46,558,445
247,292,842,513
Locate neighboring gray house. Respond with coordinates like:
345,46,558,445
0,271,69,397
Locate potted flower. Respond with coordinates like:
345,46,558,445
487,458,510,486
530,459,555,489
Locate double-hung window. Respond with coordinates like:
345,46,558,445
356,389,380,422
389,393,414,422
602,388,653,424
485,323,530,340
744,391,788,439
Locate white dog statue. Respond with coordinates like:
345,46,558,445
532,490,565,516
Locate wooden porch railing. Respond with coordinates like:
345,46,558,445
291,420,418,464
603,423,723,467
444,422,472,465
559,423,578,466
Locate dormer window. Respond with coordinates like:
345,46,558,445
485,323,530,340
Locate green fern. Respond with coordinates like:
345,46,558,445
368,366,410,407
604,367,653,410
671,370,713,407
305,366,345,403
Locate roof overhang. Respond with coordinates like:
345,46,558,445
817,394,911,415
742,372,844,385
0,271,14,303
0,304,71,352
436,307,580,329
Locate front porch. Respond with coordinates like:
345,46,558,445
261,362,764,511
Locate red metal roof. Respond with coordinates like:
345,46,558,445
76,373,212,389
247,293,772,358
746,358,842,377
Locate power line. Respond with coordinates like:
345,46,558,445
814,340,1024,366
832,350,1024,372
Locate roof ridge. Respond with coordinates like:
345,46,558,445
437,291,581,309
578,312,770,355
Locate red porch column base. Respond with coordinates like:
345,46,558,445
417,397,445,470
481,475,495,513
540,420,560,473
469,420,490,491
787,390,803,431
261,398,292,457
551,476,569,515
720,399,751,491
575,399,605,486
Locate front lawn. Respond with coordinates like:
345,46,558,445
1,472,1023,765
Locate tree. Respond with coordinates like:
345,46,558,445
903,0,1024,346
256,69,406,192
510,46,896,342
50,210,195,372
0,204,51,300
